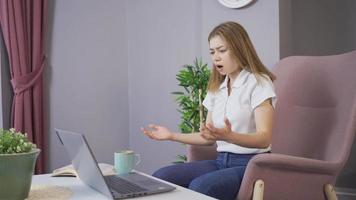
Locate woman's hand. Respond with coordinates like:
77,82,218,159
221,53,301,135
140,124,173,141
206,117,233,141
200,122,217,141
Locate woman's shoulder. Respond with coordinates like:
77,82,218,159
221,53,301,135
246,72,274,87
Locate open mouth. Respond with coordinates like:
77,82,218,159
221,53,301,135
216,65,223,70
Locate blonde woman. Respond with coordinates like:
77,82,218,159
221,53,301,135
141,21,276,200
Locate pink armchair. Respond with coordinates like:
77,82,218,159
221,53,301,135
187,50,356,200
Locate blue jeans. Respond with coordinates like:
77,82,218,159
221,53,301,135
153,152,256,200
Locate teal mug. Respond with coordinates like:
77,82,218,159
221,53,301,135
114,150,140,174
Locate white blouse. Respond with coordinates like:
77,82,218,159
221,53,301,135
202,69,276,154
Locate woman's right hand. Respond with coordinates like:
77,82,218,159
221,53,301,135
140,124,173,141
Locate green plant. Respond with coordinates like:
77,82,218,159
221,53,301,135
172,58,210,163
0,128,37,154
173,58,211,133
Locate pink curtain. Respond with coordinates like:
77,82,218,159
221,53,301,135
0,0,48,174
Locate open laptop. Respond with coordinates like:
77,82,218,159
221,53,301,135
55,129,176,199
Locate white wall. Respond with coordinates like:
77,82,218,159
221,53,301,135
47,0,129,170
0,29,12,129
126,0,203,174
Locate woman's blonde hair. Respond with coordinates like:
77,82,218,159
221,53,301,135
207,21,276,92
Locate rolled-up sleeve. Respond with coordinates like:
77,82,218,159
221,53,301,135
251,77,277,110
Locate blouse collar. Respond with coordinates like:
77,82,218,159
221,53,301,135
219,69,250,90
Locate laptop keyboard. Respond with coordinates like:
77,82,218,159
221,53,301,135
105,175,148,194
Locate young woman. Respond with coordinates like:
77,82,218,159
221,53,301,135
141,21,276,200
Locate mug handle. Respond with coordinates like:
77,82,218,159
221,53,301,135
135,154,141,166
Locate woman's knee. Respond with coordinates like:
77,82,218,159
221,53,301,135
153,166,173,179
153,165,195,188
152,165,182,184
188,172,240,200
188,175,213,194
189,176,230,199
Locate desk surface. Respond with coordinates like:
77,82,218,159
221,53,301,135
32,173,216,200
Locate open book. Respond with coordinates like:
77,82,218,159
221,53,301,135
52,163,117,177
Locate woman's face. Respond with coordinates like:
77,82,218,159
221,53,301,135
209,35,240,76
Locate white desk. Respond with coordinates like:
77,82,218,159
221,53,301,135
32,173,216,200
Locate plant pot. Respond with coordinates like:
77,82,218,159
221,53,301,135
187,144,218,162
0,149,40,200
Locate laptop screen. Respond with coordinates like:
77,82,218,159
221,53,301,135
55,129,113,199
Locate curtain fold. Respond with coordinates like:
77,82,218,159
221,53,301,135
0,0,48,174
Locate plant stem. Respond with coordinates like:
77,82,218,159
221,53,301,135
199,89,203,125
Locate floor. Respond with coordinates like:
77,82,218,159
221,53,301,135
337,187,356,200
338,195,356,200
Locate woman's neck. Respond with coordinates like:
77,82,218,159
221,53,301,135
227,68,242,96
228,68,242,87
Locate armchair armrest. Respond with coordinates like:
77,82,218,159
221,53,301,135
237,153,339,200
250,153,338,175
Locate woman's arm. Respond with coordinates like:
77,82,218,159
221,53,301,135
205,99,274,149
140,111,215,146
171,132,215,146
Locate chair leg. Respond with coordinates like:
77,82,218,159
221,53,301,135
324,184,338,200
252,179,264,200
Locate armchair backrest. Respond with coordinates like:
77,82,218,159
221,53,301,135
271,51,356,167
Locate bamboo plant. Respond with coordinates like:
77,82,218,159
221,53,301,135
172,58,210,162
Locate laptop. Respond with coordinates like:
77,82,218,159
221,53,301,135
55,129,176,199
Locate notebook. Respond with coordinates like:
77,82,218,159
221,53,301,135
51,163,116,177
55,129,175,199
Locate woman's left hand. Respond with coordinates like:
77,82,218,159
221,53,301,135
200,122,217,141
206,117,233,141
